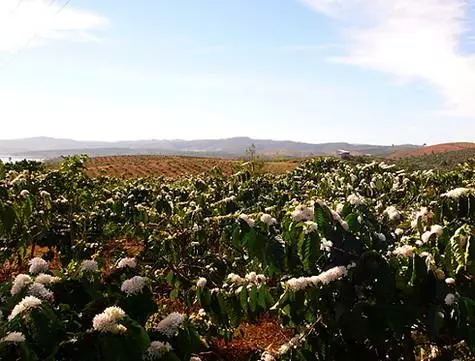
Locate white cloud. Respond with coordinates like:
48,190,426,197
300,0,475,117
0,0,109,52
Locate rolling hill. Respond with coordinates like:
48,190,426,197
389,142,475,159
0,136,420,159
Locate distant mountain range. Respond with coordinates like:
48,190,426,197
0,136,421,159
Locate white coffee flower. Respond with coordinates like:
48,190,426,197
442,187,470,199
92,306,127,333
28,282,54,302
153,312,185,337
444,293,456,306
303,221,318,234
80,260,99,272
121,276,148,295
20,189,30,198
347,194,363,206
146,341,173,359
239,214,255,227
430,225,444,237
445,277,455,286
11,274,32,296
260,213,277,226
394,228,404,236
35,273,60,285
291,204,314,222
285,265,350,291
393,245,414,258
196,277,207,288
117,257,137,269
28,257,49,275
8,296,42,321
1,332,25,343
261,351,276,361
384,206,401,221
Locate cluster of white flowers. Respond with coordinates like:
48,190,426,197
284,264,355,291
279,334,302,354
35,273,60,285
394,228,404,237
330,210,349,231
260,213,277,226
442,187,471,199
146,341,173,359
1,332,26,343
11,174,27,187
80,259,99,272
227,272,266,286
303,221,318,234
379,162,395,170
321,238,333,252
245,271,266,284
222,196,236,203
11,274,32,296
335,202,344,214
260,351,276,361
28,257,49,275
8,296,42,321
92,306,127,334
347,194,363,206
153,312,185,337
121,276,148,295
421,225,444,244
445,277,455,285
444,293,456,306
393,245,415,258
20,189,30,198
196,277,207,288
28,282,54,302
384,206,401,221
117,257,137,269
39,190,51,199
291,204,314,222
238,213,255,227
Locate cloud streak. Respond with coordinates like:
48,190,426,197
0,0,109,53
300,0,475,117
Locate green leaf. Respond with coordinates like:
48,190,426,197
249,285,258,313
239,286,248,314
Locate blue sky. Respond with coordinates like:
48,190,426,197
0,0,474,145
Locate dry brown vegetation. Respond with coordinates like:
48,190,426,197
85,155,300,178
390,142,475,159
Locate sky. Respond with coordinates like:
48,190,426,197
0,0,474,145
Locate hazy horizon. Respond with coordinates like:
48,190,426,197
1,1,475,145
0,134,431,147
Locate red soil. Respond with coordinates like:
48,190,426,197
390,142,475,159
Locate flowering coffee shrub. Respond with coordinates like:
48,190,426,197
0,155,474,360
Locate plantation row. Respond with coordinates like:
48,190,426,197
0,156,474,360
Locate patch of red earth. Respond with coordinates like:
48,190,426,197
208,314,293,361
390,142,475,159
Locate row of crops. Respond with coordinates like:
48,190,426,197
0,155,474,360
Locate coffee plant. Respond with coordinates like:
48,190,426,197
0,155,474,360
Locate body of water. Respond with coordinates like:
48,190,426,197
0,155,43,163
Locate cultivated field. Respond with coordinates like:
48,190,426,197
390,142,475,159
85,155,300,178
0,155,474,361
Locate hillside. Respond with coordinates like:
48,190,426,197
85,155,300,178
395,147,475,170
390,142,475,159
0,136,420,159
